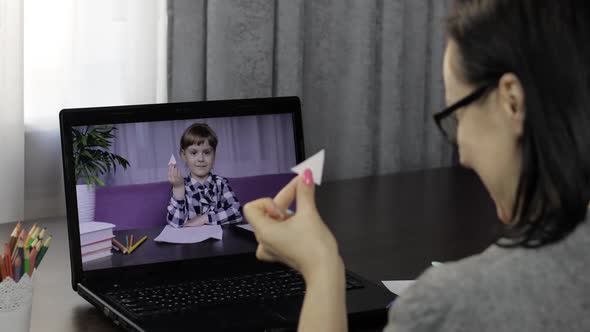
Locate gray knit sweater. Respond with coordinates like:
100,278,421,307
384,218,590,331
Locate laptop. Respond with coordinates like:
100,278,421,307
59,96,393,331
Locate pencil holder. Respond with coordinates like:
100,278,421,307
0,274,34,332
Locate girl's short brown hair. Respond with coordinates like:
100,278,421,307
180,123,218,152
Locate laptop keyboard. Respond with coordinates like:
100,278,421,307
106,270,364,317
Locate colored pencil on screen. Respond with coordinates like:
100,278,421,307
112,239,128,254
128,236,147,254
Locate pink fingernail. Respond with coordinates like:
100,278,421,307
303,168,313,186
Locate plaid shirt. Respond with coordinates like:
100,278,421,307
166,174,243,227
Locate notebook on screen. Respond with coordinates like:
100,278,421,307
59,96,392,331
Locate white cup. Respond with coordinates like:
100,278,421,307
0,275,34,332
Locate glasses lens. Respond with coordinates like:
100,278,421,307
440,114,458,143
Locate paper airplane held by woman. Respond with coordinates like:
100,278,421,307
236,149,325,234
291,149,324,185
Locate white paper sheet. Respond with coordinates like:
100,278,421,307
154,225,222,244
382,280,416,296
291,149,324,185
236,224,254,232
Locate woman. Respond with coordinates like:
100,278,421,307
244,0,590,330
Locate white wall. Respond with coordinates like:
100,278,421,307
23,0,167,220
0,0,25,224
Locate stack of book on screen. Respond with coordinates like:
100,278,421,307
79,222,115,263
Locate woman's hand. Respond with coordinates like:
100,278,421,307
168,164,185,200
245,169,348,332
243,169,342,282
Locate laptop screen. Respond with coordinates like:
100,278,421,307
70,111,298,272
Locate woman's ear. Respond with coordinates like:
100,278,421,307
498,73,526,137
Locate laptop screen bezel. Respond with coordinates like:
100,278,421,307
59,96,304,290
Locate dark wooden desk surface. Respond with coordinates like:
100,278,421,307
0,167,499,331
84,226,258,271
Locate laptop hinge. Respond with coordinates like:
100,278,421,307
78,283,145,332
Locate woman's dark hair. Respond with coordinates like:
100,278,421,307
446,0,590,247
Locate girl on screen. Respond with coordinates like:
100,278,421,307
166,123,243,227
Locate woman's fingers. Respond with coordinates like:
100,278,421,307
256,244,277,262
273,175,299,210
295,169,316,210
244,198,284,230
274,169,317,212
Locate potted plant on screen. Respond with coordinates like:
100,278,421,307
72,126,130,223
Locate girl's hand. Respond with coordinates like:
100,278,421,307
243,169,342,282
185,214,209,227
168,164,185,199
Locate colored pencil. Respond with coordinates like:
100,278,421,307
27,227,40,248
24,224,38,248
35,236,53,268
112,239,128,254
8,222,21,253
128,236,147,254
14,257,22,282
28,247,37,277
0,257,6,281
38,227,47,241
24,248,30,276
4,243,12,279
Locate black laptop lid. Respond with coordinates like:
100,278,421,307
59,97,304,290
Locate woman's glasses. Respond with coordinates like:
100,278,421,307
433,86,491,143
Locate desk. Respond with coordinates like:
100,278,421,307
84,226,257,270
0,167,499,331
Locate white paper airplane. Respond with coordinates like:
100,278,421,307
291,149,324,185
168,154,177,166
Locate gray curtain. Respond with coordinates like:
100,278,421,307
167,0,453,181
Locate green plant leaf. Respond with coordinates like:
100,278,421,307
72,124,130,186
93,175,105,187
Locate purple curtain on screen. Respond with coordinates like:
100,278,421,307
100,113,296,186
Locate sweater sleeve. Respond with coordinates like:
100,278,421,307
207,178,243,225
166,196,188,228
